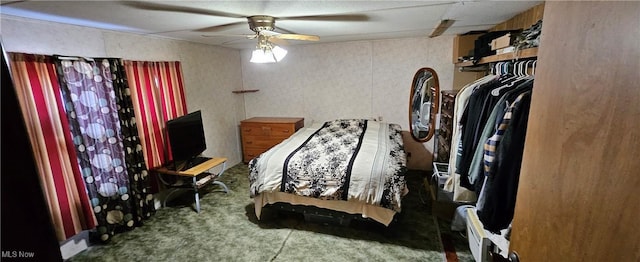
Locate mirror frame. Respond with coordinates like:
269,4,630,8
408,67,440,142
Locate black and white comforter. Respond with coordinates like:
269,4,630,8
249,119,407,212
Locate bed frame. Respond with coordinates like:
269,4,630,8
264,202,402,227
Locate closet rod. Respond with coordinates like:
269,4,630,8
459,65,488,72
491,59,537,76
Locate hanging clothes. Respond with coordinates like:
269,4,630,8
467,79,534,193
476,90,533,233
445,60,536,232
445,61,535,233
456,78,508,189
457,64,532,191
443,74,497,203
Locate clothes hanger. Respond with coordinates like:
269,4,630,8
513,61,521,78
519,61,527,77
500,61,518,82
494,62,502,76
532,60,537,75
502,62,508,75
516,61,526,78
524,60,533,79
492,61,527,96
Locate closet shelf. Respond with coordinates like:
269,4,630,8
455,47,538,67
232,89,259,94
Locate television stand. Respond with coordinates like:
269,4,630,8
154,157,228,213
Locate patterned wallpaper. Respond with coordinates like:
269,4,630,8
240,36,455,153
1,15,457,162
1,16,246,164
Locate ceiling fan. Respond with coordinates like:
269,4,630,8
123,1,369,47
205,15,321,48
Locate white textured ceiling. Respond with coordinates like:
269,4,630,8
0,0,542,49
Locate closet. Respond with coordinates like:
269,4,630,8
443,3,543,261
444,2,639,261
446,4,542,192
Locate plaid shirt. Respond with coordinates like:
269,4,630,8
482,92,528,175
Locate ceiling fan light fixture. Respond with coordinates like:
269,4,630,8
250,45,287,63
250,49,273,63
272,46,288,61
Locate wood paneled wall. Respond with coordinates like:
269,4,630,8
491,3,545,31
510,2,640,260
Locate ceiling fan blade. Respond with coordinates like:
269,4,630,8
0,0,26,6
259,30,279,36
257,31,288,45
273,26,298,35
122,1,246,19
267,37,289,46
272,34,320,41
193,21,246,33
201,34,257,39
279,14,369,22
221,38,257,47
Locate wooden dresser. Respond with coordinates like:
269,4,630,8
240,117,304,163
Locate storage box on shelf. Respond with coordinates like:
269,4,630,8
495,46,515,55
490,33,516,50
453,3,543,68
454,47,538,67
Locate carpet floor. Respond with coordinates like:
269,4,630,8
69,163,473,262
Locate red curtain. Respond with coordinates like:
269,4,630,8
123,61,187,170
8,53,96,241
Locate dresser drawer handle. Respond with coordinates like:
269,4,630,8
243,128,251,132
282,130,290,133
246,141,253,144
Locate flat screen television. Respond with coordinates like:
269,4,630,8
165,110,206,171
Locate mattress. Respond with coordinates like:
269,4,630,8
249,119,408,225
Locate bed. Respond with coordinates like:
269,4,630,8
249,119,408,226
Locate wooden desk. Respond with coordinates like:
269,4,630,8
155,157,228,213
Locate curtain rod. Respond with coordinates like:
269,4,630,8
55,56,95,61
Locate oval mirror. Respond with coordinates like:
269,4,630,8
409,67,439,142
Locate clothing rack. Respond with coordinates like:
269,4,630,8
490,59,537,76
446,58,537,234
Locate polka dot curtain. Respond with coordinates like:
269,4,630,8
55,57,155,242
